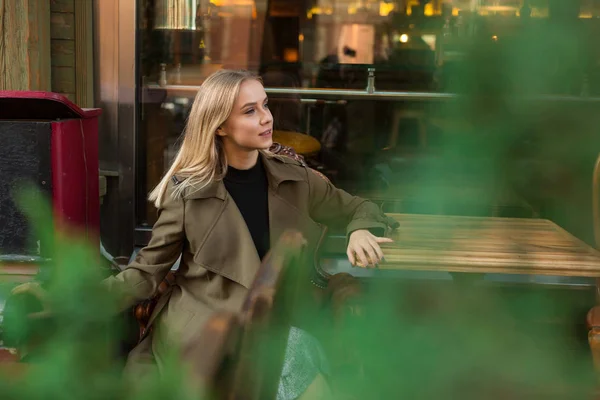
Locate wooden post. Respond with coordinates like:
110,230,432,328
48,0,95,106
50,0,75,101
74,0,94,107
0,0,51,91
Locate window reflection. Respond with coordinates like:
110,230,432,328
140,0,600,90
137,0,600,248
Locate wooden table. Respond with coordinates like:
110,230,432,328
317,213,600,395
379,213,600,277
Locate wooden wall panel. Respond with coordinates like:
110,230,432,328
51,39,75,67
0,0,51,91
51,66,76,93
0,0,28,90
74,0,94,107
51,12,75,40
26,0,52,90
1,0,95,106
49,0,75,100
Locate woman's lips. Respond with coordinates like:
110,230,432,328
259,129,272,137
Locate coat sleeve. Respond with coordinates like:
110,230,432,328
102,181,184,310
306,168,396,239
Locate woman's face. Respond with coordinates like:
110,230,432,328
219,79,273,151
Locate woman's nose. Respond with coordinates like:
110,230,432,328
261,108,273,125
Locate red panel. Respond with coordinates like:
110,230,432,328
51,118,99,248
82,118,100,244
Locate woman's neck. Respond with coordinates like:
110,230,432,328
225,146,259,170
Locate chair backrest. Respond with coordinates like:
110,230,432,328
181,310,239,399
183,230,309,400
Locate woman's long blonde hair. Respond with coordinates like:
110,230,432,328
148,69,262,208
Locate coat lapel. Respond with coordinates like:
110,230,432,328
262,154,304,247
268,188,301,248
218,197,262,287
181,153,320,290
262,154,324,249
183,178,261,289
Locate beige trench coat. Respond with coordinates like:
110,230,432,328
103,153,390,377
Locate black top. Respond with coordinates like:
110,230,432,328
224,159,271,260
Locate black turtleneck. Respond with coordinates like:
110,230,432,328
223,159,270,260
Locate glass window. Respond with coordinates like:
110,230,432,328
137,0,600,245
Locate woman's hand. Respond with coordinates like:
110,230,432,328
347,229,393,268
10,281,52,319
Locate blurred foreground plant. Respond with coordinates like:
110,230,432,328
0,186,196,400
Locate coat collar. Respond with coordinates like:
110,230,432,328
179,152,304,200
261,152,305,189
180,177,227,201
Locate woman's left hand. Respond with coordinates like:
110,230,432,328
347,229,393,268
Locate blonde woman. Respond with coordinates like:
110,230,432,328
114,70,394,398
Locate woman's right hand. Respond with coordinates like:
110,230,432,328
10,282,52,319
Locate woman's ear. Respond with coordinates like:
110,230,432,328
216,127,226,137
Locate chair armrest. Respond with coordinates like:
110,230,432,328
327,273,364,322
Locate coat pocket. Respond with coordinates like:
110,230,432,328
153,294,195,348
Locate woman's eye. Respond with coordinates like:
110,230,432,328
245,108,255,114
264,103,269,109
